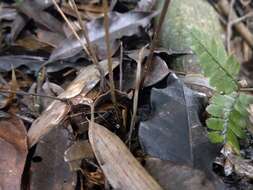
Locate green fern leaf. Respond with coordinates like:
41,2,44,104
206,93,252,153
190,28,253,153
191,28,239,94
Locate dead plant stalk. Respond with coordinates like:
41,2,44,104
143,0,171,83
51,0,105,90
69,0,105,90
102,0,118,114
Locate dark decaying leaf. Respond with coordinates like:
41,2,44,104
143,56,170,87
30,127,76,190
36,29,65,48
18,0,64,34
64,140,94,171
0,7,17,21
135,0,157,11
139,74,196,164
33,0,58,10
139,73,222,178
0,55,45,73
0,116,28,190
49,11,158,62
10,14,28,42
89,122,162,190
145,158,218,190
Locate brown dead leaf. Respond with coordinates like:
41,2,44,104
88,122,162,190
28,60,119,147
0,116,28,190
30,127,76,190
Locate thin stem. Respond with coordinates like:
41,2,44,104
70,0,105,90
52,0,105,91
119,41,123,91
102,0,118,114
0,89,65,101
142,0,171,84
128,47,145,147
52,0,89,55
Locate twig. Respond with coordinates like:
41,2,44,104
52,0,89,55
142,0,171,84
128,47,145,147
240,87,253,92
0,89,65,101
231,11,253,25
218,0,253,49
119,41,123,91
102,0,119,115
70,0,105,91
226,0,235,54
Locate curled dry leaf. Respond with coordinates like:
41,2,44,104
89,122,162,190
28,60,119,147
0,116,28,190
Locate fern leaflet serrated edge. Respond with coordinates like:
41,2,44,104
191,31,239,91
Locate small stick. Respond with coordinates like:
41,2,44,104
231,11,253,25
52,0,89,55
0,89,65,102
142,0,171,84
218,0,253,49
226,0,235,54
70,0,105,91
128,47,145,147
119,41,123,91
102,0,119,114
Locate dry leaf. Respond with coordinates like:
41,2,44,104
0,116,28,190
89,122,162,190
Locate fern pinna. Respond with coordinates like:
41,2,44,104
191,29,253,154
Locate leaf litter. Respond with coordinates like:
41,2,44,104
0,0,253,190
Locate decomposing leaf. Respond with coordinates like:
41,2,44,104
135,0,157,11
30,127,76,190
64,140,94,171
182,74,214,96
145,158,221,190
0,116,28,190
139,73,222,177
89,122,162,190
28,60,119,147
49,11,158,62
139,74,198,164
36,29,65,48
10,14,27,41
0,7,17,21
18,0,64,34
144,56,170,87
0,55,45,73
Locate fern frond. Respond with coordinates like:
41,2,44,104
191,28,240,94
206,93,252,153
190,28,253,153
